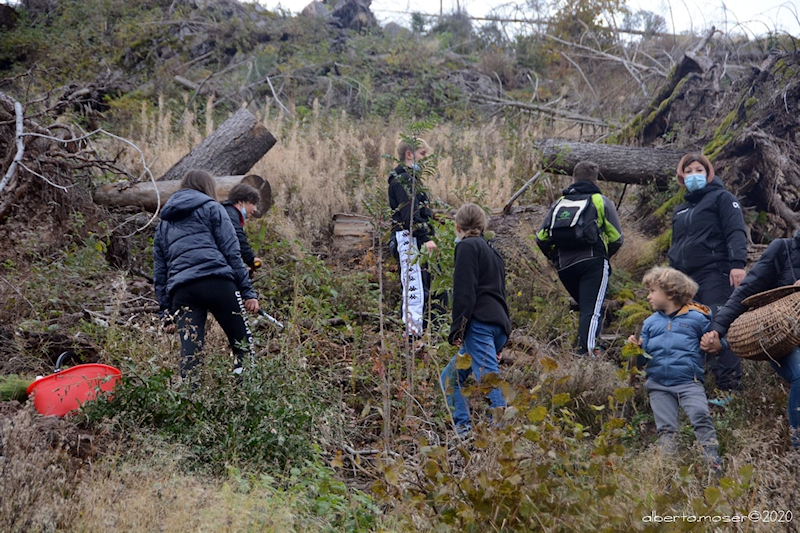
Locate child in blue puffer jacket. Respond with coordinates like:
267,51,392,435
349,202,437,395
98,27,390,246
628,266,724,467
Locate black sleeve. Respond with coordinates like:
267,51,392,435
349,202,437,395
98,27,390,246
718,191,748,269
712,240,784,335
235,224,256,268
389,177,412,231
448,242,479,345
224,206,256,267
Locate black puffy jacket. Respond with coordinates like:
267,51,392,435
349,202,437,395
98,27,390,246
712,231,800,336
668,177,747,275
153,189,256,311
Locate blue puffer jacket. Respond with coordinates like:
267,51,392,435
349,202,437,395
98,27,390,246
153,188,256,311
641,302,718,387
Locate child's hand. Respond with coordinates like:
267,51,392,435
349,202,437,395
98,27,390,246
627,335,641,346
701,331,722,354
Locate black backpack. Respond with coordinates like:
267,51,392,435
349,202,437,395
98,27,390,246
547,193,601,248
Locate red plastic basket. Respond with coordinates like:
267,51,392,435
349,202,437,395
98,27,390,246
27,356,121,417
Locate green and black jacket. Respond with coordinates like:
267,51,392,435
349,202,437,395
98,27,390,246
535,180,624,270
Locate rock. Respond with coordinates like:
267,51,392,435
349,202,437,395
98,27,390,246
303,0,377,32
302,0,331,19
383,22,410,40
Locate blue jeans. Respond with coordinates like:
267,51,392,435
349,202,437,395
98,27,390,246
440,319,508,434
770,346,800,448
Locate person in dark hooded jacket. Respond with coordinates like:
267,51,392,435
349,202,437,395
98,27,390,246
702,230,800,448
388,137,442,338
153,169,260,378
536,161,624,356
221,183,261,270
668,153,747,397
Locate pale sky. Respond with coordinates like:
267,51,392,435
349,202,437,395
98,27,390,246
256,0,800,36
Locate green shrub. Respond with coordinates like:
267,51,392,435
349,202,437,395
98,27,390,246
83,351,322,473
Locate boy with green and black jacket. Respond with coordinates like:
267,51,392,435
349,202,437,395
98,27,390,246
536,161,624,355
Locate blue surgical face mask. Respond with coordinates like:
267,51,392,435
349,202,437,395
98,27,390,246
411,162,420,171
684,173,708,192
454,236,462,244
239,206,247,220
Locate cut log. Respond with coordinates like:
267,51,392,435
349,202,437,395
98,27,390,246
538,140,684,185
94,174,273,216
159,107,276,181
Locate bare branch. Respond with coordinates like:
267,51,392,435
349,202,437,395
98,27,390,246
471,94,611,127
0,100,23,195
544,33,669,77
559,51,598,101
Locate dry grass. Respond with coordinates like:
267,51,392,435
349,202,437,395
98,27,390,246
71,441,307,532
122,101,547,245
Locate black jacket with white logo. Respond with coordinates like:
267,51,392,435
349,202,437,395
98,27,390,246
668,176,747,275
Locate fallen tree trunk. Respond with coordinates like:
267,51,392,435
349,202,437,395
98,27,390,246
538,140,684,184
159,107,276,181
94,174,272,215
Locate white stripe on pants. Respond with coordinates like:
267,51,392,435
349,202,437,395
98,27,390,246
396,230,424,336
586,258,610,352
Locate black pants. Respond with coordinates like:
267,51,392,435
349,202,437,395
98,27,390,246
558,257,610,354
171,277,254,377
690,266,743,391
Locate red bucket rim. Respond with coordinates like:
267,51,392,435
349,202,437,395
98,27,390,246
27,363,122,395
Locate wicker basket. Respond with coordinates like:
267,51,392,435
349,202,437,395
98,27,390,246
727,288,800,361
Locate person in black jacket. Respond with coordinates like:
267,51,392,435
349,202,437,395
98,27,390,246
701,231,800,448
536,161,624,356
388,137,439,338
668,153,747,397
154,170,260,378
440,203,511,437
222,183,261,271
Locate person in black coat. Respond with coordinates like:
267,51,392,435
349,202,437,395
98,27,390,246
221,183,261,271
535,161,624,356
153,170,260,378
388,137,441,338
668,153,747,396
702,231,800,448
440,203,511,437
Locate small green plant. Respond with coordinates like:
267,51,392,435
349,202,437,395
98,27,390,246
82,351,322,473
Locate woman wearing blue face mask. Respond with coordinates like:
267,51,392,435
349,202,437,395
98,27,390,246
667,153,747,398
